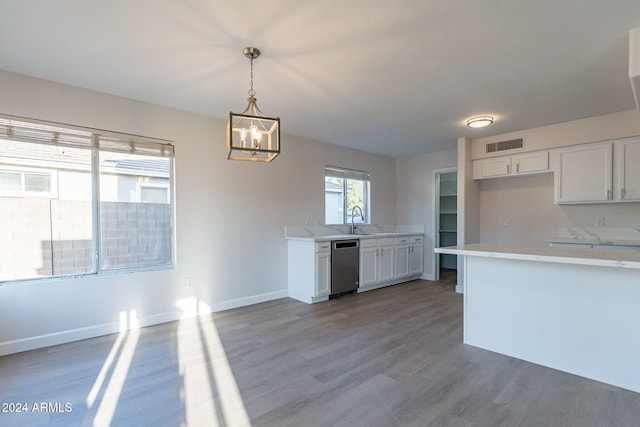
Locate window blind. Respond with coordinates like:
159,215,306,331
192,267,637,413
324,165,370,181
0,115,174,158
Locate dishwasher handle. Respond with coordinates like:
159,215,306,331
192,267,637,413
333,240,359,249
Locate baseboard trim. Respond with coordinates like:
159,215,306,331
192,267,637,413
209,290,289,313
0,289,289,356
421,272,436,281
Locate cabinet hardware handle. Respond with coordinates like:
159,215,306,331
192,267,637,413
380,248,384,256
507,164,510,174
607,189,611,200
621,188,625,199
516,163,520,173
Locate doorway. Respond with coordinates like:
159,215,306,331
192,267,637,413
434,169,458,282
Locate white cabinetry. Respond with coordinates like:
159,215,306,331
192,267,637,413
394,235,424,279
473,156,511,179
409,235,424,276
472,151,549,179
359,237,394,287
359,234,424,292
554,137,640,204
289,233,426,303
554,142,612,203
379,240,395,283
394,236,410,279
615,137,640,201
288,240,332,304
315,243,331,297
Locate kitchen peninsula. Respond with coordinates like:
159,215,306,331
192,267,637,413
435,243,640,393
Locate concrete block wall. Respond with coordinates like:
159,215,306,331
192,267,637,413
100,201,172,269
0,199,171,281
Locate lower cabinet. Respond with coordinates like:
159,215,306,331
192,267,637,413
288,234,425,304
360,238,394,287
360,234,424,292
288,240,332,304
315,245,331,297
409,235,424,276
394,238,410,279
393,235,424,279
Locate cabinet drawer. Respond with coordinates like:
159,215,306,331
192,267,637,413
410,235,423,244
379,237,395,247
359,238,379,248
395,237,410,245
315,242,331,252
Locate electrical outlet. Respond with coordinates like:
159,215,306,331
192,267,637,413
503,219,510,227
595,217,605,227
187,277,194,288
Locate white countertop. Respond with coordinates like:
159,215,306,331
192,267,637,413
435,243,640,269
286,232,420,242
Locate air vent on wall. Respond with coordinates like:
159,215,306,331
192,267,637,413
486,138,524,153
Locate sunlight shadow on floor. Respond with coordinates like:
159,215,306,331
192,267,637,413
176,297,251,426
88,309,141,427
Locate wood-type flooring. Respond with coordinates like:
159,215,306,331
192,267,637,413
1,274,639,426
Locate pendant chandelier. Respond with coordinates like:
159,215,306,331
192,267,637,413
227,47,281,162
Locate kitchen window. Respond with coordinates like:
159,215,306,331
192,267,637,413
0,115,175,282
325,166,370,225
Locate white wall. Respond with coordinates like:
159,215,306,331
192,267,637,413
0,70,397,355
395,148,458,279
478,173,640,245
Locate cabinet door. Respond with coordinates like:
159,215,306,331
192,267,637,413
360,247,379,287
617,138,640,201
315,252,331,296
555,143,612,203
394,244,410,279
378,245,394,282
513,151,549,175
472,156,511,179
410,244,424,276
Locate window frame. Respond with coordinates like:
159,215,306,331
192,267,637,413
324,165,371,225
0,114,176,284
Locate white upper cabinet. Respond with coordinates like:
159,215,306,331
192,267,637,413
473,151,549,179
615,137,640,201
473,156,511,179
554,137,640,204
554,142,613,203
512,151,549,175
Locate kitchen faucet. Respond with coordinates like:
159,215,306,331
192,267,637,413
351,206,364,234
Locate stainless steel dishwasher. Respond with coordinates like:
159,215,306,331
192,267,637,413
331,239,359,296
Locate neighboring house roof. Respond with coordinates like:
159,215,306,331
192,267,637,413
0,138,169,177
325,180,343,193
109,159,170,175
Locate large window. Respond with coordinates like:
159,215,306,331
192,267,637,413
325,166,370,225
0,115,175,282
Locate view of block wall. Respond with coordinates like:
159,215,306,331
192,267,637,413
100,201,172,270
0,199,171,281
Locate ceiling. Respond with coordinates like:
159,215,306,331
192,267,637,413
1,1,640,158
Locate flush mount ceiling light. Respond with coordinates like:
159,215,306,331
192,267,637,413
227,47,280,162
466,116,494,128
